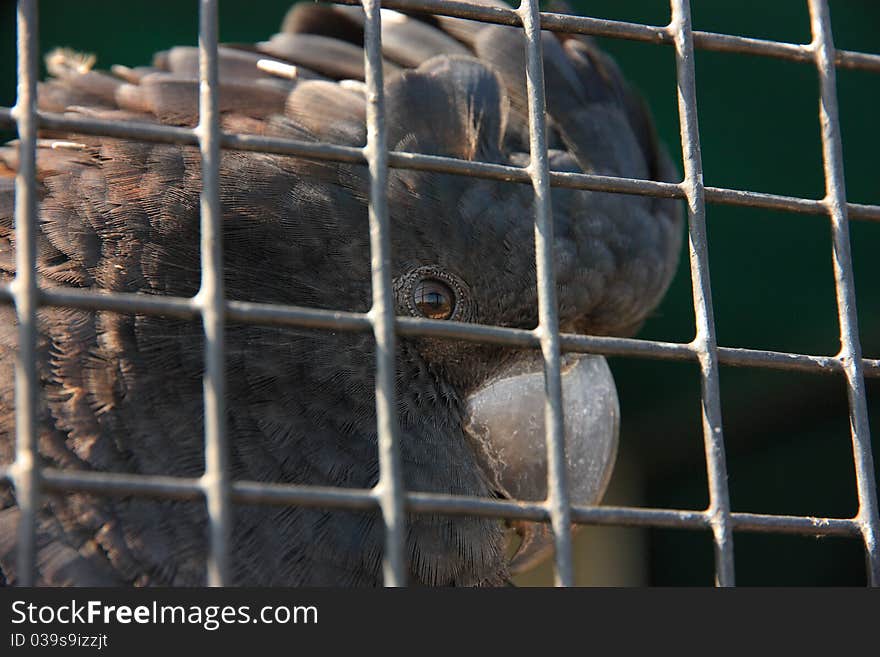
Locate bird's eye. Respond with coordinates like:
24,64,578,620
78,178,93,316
413,279,455,320
396,266,471,323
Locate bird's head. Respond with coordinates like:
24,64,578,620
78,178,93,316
213,33,681,582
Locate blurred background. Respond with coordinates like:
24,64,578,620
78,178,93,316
0,0,877,585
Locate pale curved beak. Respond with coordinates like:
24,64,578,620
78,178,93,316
463,354,619,574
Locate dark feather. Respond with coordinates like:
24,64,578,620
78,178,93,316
0,1,681,586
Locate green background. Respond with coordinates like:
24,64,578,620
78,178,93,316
1,0,877,585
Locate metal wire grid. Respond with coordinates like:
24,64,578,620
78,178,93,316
0,0,877,587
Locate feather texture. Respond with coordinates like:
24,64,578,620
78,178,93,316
0,2,681,586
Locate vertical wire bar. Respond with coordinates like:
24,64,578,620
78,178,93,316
669,0,735,586
197,0,230,586
11,0,39,587
519,0,574,586
807,0,880,586
362,0,407,587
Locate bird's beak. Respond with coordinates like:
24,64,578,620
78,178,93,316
463,353,619,575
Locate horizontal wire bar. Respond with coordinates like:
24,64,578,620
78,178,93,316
333,0,880,72
2,108,878,222
716,346,847,373
730,511,859,537
0,466,861,538
0,108,677,194
1,284,878,376
704,186,880,222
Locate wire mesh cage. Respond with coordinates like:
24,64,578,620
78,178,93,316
0,0,878,586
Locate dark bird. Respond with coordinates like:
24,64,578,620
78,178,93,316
0,1,681,586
